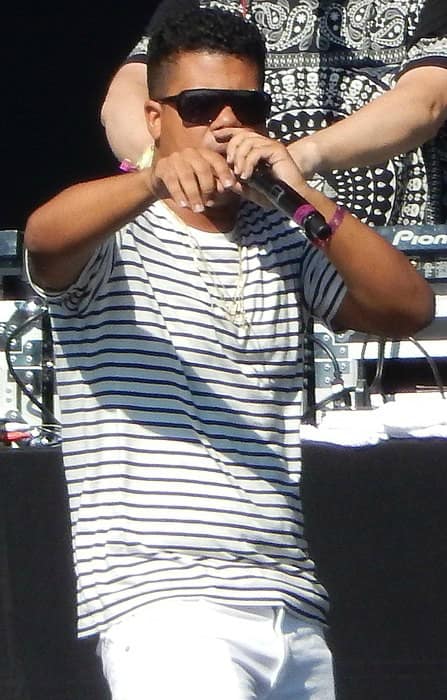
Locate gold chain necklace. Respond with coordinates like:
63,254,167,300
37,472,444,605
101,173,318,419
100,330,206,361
160,202,250,328
188,233,249,327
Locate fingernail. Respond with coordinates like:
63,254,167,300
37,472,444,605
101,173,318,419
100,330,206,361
193,203,205,212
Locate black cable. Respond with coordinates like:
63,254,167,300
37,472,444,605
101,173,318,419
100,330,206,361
354,337,372,409
368,338,387,401
301,386,356,424
301,327,351,424
306,332,344,384
4,309,61,428
301,316,317,425
40,308,56,420
408,336,446,399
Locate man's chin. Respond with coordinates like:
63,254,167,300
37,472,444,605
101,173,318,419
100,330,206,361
207,188,240,209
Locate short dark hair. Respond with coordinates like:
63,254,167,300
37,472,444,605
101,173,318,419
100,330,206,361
147,7,266,96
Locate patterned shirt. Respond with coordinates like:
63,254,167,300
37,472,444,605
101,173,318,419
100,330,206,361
128,0,447,225
29,200,346,637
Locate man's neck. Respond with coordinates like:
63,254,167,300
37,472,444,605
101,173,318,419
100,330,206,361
165,198,240,234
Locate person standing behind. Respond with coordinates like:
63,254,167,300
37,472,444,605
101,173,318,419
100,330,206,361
102,0,447,226
25,8,433,699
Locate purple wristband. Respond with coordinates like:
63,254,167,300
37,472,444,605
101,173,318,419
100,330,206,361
119,158,138,173
327,205,346,234
293,203,346,247
293,204,317,226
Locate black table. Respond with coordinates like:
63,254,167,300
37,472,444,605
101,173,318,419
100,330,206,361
0,447,108,700
302,438,447,700
2,440,447,700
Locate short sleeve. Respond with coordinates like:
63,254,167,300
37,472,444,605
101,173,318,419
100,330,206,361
25,237,117,316
410,0,447,44
399,1,447,76
124,35,150,64
399,36,447,77
299,243,347,328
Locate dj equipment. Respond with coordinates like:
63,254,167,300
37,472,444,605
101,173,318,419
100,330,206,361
0,300,57,427
0,229,22,278
1,225,446,425
310,224,447,415
378,224,447,289
0,229,58,431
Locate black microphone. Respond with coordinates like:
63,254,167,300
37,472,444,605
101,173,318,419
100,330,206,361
246,162,331,244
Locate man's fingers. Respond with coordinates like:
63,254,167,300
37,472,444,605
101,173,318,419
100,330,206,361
203,151,236,192
225,131,262,173
155,149,236,211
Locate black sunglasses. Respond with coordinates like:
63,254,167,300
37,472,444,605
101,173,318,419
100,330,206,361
155,88,272,125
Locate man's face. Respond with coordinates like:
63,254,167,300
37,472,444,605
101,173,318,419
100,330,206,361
146,51,264,158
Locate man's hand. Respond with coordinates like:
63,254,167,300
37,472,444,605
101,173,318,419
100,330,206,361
147,132,309,213
221,128,308,200
148,147,237,213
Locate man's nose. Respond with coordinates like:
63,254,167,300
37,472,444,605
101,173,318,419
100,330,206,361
209,104,242,128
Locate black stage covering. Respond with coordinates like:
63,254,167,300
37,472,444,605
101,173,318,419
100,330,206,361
0,447,108,700
301,438,447,700
1,440,447,700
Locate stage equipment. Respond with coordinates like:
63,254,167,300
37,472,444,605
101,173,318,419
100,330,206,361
306,224,447,419
0,299,58,432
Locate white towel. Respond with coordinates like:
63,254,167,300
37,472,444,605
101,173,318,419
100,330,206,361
301,408,388,447
300,395,447,446
380,396,447,439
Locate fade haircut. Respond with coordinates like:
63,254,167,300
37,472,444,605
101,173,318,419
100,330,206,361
147,7,266,97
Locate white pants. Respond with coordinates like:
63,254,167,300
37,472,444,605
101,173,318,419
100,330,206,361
98,599,335,700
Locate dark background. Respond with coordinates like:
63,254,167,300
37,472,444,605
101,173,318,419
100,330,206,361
1,3,157,232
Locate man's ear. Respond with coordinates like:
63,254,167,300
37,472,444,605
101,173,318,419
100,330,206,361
145,99,162,142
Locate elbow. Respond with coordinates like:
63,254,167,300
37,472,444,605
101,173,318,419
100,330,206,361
396,70,447,141
24,211,41,255
410,287,436,335
24,213,50,285
24,209,50,257
390,286,435,338
417,91,447,141
24,214,48,288
424,106,446,141
100,87,113,128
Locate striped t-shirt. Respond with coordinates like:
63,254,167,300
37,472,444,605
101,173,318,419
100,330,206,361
30,199,346,637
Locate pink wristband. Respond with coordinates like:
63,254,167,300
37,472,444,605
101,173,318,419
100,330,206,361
327,205,346,235
119,158,138,173
311,205,346,248
293,204,318,226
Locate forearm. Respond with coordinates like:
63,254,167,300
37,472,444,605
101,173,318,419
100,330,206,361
288,67,447,176
25,170,154,289
298,184,434,336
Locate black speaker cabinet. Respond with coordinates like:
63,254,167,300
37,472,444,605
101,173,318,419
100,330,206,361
0,447,108,700
2,440,447,700
302,438,447,700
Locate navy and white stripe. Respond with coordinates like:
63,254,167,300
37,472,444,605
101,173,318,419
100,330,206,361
30,200,345,637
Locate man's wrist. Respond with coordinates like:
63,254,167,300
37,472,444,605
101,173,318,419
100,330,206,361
119,146,155,174
287,138,323,179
